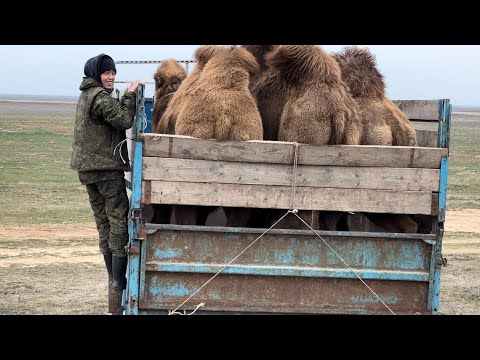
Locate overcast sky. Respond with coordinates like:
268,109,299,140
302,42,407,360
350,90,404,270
0,45,479,106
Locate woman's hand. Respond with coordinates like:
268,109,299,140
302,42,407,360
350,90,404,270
128,80,145,93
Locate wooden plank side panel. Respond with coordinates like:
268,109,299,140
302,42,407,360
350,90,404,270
143,157,440,192
142,181,436,215
142,134,447,168
142,134,294,164
297,145,446,168
393,100,440,121
415,129,438,147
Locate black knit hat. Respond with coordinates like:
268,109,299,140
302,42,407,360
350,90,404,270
99,56,116,74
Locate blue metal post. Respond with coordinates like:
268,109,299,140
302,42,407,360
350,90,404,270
125,84,146,315
428,99,451,314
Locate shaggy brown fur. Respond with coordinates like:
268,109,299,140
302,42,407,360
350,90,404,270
333,46,417,146
155,45,229,134
347,213,419,233
172,47,263,227
333,46,419,233
265,45,363,146
261,45,363,230
241,45,289,141
175,46,263,140
151,60,187,132
242,45,276,70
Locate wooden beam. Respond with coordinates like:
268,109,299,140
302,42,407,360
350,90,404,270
415,129,438,148
393,100,439,121
143,181,436,215
142,134,447,168
143,157,440,192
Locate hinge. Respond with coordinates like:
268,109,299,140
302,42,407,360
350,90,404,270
130,208,146,241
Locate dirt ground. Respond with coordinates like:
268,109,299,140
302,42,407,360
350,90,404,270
0,209,479,315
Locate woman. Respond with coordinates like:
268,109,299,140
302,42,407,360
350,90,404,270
70,53,143,314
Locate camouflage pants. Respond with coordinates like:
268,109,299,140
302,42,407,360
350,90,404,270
86,178,129,257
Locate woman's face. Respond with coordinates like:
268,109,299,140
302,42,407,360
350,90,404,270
100,70,116,90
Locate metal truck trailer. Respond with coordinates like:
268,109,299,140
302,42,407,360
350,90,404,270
124,85,451,315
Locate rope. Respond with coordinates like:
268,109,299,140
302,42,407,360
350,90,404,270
113,106,146,164
168,210,291,315
113,139,128,164
291,211,396,315
290,142,299,211
169,302,205,315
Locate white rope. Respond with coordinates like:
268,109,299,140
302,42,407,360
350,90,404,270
113,138,128,164
290,142,299,211
291,211,396,315
141,107,148,131
168,302,205,315
168,210,291,315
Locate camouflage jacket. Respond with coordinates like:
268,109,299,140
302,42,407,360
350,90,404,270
70,77,137,172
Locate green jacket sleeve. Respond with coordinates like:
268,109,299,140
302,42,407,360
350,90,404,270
91,91,137,130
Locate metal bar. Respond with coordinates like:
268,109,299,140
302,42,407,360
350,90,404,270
428,223,445,314
144,223,437,241
138,229,148,312
437,99,451,149
125,239,141,315
438,157,449,223
144,262,430,282
427,99,451,314
437,99,451,222
125,85,146,315
115,81,155,85
115,60,196,64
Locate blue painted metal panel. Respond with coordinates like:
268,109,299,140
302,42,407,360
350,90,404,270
145,223,437,241
143,272,430,314
145,263,430,282
438,157,449,223
137,224,433,314
143,97,154,133
144,226,432,273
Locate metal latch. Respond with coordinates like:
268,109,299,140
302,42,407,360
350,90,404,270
129,208,146,241
436,256,448,266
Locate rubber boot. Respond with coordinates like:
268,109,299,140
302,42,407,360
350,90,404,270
111,255,128,315
103,254,117,314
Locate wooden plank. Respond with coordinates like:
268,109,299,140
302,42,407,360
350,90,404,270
142,181,436,215
415,129,438,148
393,100,439,121
143,134,295,164
143,157,440,192
297,145,446,168
142,134,447,168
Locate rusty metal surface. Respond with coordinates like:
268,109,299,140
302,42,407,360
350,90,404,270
141,273,429,315
135,225,433,314
144,226,431,272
